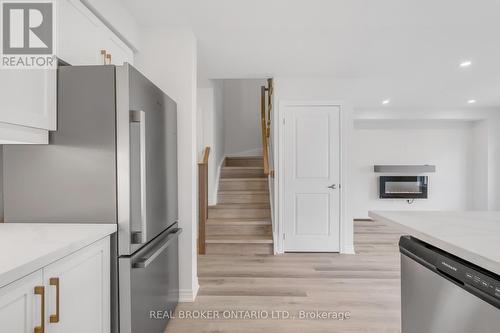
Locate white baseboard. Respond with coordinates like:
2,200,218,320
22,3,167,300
226,147,263,157
178,281,200,302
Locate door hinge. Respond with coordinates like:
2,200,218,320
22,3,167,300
283,233,286,240
282,118,285,125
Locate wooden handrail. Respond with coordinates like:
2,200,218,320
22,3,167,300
202,146,210,164
260,79,273,176
198,146,210,255
260,86,269,176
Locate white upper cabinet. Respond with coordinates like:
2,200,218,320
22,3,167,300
100,29,135,65
57,0,134,66
0,0,135,144
0,69,57,133
57,0,103,65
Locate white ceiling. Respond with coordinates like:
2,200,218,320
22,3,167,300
122,0,500,109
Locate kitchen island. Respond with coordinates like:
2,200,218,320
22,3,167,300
369,211,500,333
369,211,500,275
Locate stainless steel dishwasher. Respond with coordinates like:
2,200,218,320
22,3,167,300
399,236,500,333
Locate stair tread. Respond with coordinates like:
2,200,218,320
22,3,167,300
206,235,273,244
220,178,267,181
210,203,270,209
207,156,274,254
225,156,263,160
222,166,264,169
219,190,269,194
207,218,271,225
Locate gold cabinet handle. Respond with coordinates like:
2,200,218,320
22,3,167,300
106,53,112,65
34,286,45,333
49,278,60,323
100,49,107,65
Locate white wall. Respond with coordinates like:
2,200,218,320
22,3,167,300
487,113,500,210
197,80,225,205
0,146,3,222
223,79,265,156
135,27,198,301
471,120,489,210
352,121,475,219
356,109,500,211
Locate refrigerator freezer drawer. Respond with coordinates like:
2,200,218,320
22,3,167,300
119,226,181,333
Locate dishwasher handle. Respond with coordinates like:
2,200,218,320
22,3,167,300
132,228,182,269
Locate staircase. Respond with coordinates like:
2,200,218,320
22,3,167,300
205,156,274,255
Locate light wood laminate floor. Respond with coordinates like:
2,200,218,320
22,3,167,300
166,220,404,333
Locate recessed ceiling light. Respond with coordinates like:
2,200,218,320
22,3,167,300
460,60,472,68
382,99,390,105
467,99,476,104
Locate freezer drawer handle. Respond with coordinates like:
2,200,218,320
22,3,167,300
130,110,147,244
132,228,182,269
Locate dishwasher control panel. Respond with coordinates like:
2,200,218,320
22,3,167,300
437,253,500,300
400,236,500,303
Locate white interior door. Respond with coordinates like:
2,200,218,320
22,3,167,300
284,105,341,252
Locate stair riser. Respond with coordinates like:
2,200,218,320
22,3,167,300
208,209,271,219
207,225,272,237
206,243,273,255
218,193,269,204
225,158,263,167
221,169,265,178
219,181,268,191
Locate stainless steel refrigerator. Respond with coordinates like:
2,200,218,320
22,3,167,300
3,64,180,333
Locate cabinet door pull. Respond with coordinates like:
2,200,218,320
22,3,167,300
100,49,107,65
34,286,45,333
49,278,60,323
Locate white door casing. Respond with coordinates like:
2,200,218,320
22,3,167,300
283,105,341,252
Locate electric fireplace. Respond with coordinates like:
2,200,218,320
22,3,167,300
379,176,428,199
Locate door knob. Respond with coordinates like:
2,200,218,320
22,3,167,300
328,184,337,190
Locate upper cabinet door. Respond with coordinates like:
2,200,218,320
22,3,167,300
57,0,103,65
0,270,44,333
100,27,134,65
0,68,57,131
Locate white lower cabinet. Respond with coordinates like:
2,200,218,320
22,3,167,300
43,237,110,333
0,270,43,333
0,237,110,333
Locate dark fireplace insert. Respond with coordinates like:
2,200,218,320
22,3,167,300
379,176,428,199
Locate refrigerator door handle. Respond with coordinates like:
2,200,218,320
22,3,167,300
130,110,147,244
132,228,182,269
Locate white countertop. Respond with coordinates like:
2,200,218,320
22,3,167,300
0,223,116,288
369,211,500,275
